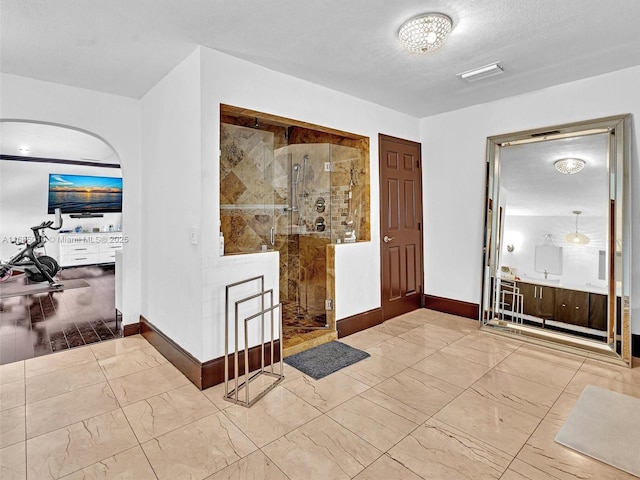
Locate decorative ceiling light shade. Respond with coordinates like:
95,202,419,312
565,211,590,245
554,158,586,175
398,13,453,53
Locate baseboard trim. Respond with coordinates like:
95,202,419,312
138,316,280,390
424,294,479,319
140,316,203,388
202,342,280,390
337,308,383,338
122,323,140,336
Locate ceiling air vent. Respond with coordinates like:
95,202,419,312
531,130,561,137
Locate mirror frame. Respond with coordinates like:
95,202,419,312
480,114,632,366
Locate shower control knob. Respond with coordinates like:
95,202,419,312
383,235,395,243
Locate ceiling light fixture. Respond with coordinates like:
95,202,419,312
457,62,504,82
554,158,585,175
565,210,590,245
398,13,453,53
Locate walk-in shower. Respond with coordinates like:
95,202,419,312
282,151,329,330
219,109,369,353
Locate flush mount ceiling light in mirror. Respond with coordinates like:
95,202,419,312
565,210,590,245
554,158,585,174
398,13,452,53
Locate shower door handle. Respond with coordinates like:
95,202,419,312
270,227,275,246
383,235,395,243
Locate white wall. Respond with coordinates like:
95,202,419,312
0,74,142,325
140,50,205,358
420,65,640,334
196,47,419,360
501,215,608,288
0,160,122,259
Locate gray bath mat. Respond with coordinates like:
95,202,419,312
555,385,640,477
284,341,370,380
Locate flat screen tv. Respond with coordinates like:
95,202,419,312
48,174,123,214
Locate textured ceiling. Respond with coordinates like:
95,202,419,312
500,133,609,217
2,1,640,117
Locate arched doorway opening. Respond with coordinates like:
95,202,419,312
0,120,125,363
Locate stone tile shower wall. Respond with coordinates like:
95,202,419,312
220,123,283,253
330,144,366,243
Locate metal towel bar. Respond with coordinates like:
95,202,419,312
224,275,284,407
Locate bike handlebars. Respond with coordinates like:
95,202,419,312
30,210,63,232
31,221,52,230
30,219,62,234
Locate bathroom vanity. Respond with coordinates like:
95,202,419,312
507,278,607,331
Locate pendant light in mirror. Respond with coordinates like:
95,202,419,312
565,210,590,245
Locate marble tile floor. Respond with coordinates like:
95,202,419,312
0,266,120,366
2,308,640,479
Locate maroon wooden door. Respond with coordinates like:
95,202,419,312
379,134,424,320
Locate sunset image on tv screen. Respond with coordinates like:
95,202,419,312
48,174,123,213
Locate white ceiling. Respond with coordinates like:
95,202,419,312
2,1,640,117
500,133,610,217
0,121,119,164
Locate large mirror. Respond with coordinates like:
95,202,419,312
481,115,631,365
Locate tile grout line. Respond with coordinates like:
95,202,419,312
405,339,524,476
495,349,587,478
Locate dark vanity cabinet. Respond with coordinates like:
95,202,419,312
514,281,608,331
555,289,589,326
588,293,607,330
518,282,537,316
517,282,555,320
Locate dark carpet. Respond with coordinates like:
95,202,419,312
284,341,370,380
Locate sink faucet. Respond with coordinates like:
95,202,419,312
544,270,548,279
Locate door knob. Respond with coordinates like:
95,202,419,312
383,235,395,243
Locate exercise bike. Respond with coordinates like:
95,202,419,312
0,209,63,286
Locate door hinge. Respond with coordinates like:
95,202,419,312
325,299,333,311
417,160,420,168
418,222,421,231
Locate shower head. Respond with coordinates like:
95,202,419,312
292,163,301,184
